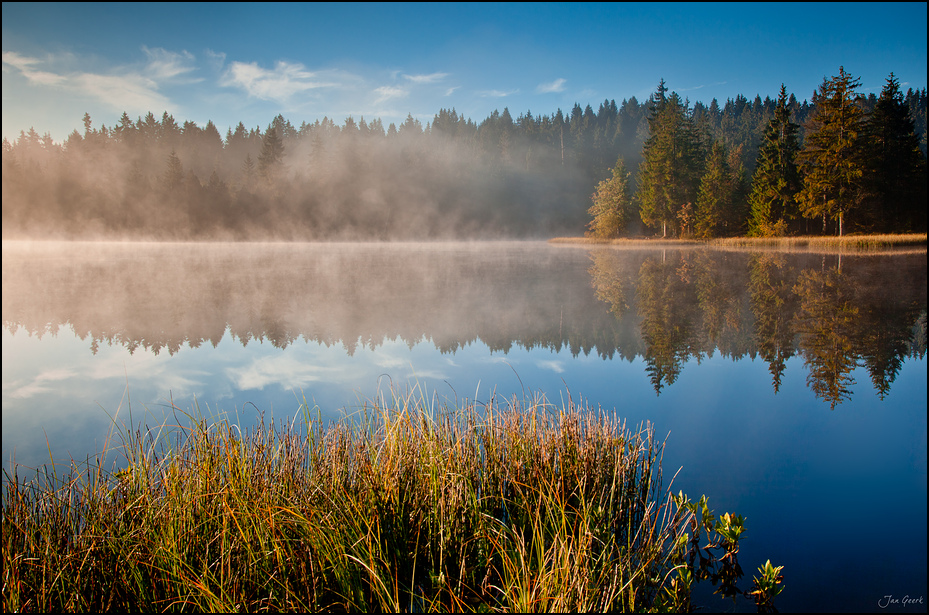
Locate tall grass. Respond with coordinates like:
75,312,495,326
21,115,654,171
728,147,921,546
2,389,770,612
708,233,927,251
550,233,927,252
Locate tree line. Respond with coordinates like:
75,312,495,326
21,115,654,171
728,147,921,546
589,69,927,239
2,67,926,239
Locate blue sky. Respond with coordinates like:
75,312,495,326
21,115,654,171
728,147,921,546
2,2,926,143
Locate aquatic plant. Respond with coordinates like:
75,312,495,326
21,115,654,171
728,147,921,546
2,389,783,612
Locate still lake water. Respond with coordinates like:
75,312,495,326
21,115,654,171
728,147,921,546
2,240,926,612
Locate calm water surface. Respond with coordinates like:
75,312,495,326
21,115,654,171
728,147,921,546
2,240,926,612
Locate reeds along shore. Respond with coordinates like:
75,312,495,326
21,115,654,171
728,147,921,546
551,232,928,251
2,390,782,612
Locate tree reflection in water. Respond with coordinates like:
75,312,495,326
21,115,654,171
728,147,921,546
2,241,925,408
588,247,926,405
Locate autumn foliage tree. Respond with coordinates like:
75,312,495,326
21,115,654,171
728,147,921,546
586,157,634,238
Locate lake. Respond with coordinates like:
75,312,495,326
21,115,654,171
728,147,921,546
2,240,926,612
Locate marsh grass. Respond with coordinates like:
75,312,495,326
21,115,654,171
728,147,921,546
2,388,773,612
551,233,927,253
708,233,927,251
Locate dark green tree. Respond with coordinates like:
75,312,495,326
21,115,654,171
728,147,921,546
747,85,802,236
861,73,927,232
638,82,705,237
797,67,866,235
694,141,737,238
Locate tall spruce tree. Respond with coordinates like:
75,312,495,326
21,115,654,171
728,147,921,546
163,149,184,192
797,67,866,236
258,126,285,182
748,84,801,236
638,82,705,237
695,141,736,238
861,73,927,231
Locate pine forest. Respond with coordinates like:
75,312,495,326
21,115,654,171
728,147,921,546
3,68,926,241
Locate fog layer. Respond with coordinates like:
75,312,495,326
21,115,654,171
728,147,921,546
3,241,925,405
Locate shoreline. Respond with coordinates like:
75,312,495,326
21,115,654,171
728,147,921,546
549,233,928,253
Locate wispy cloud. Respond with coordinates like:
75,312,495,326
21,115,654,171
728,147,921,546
536,78,566,94
2,51,66,85
4,368,76,399
227,355,344,391
477,88,519,98
536,360,565,374
74,72,171,113
142,46,198,82
402,72,449,84
678,81,728,92
2,50,173,113
372,85,408,104
444,86,460,96
221,60,339,103
204,48,227,70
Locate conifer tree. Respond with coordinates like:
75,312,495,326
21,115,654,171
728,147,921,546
638,83,704,237
695,141,735,238
861,73,927,231
163,149,184,192
748,85,801,236
258,126,285,182
797,67,866,235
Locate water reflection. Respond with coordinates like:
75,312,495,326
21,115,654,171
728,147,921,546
3,242,926,408
588,249,926,406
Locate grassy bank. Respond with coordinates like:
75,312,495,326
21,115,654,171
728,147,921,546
551,233,928,252
2,390,783,612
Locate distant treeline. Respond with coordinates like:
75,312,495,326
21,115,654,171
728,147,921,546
2,70,927,240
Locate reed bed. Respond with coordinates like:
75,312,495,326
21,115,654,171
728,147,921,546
2,390,768,612
549,237,705,247
708,233,927,251
550,233,927,252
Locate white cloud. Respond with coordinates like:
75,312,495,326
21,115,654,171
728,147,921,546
221,60,339,103
403,72,449,84
477,88,519,98
373,85,408,104
226,355,344,391
2,51,37,71
444,86,460,96
536,78,566,94
2,49,179,114
2,51,66,85
5,368,77,399
536,360,565,374
73,72,171,113
204,49,227,74
142,46,198,82
678,81,727,93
